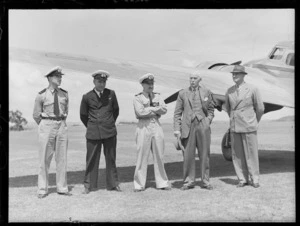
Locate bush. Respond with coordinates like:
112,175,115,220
9,110,28,131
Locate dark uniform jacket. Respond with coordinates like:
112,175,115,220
80,88,119,140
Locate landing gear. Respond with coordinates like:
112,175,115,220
221,129,232,161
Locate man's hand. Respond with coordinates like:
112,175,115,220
174,131,181,138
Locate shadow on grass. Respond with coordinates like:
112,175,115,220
9,150,294,189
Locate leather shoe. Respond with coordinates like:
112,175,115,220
57,192,72,196
202,184,213,190
134,188,145,192
159,186,171,191
37,194,47,199
180,185,194,190
110,186,122,192
236,182,248,188
252,183,260,188
82,188,90,194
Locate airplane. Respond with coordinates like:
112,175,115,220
164,41,294,161
9,41,294,162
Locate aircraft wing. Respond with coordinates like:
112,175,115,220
10,48,294,114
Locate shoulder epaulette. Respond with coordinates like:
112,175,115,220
38,88,46,94
59,88,68,93
135,92,143,96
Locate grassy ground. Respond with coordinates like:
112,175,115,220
8,120,295,222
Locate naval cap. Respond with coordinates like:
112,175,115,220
91,70,110,80
139,73,155,84
231,65,247,75
45,66,64,77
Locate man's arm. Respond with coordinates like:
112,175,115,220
173,92,183,137
252,87,265,122
133,96,157,119
151,94,167,115
224,90,231,117
112,91,119,121
33,94,43,125
206,90,215,123
80,94,89,127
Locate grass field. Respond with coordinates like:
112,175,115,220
8,120,295,222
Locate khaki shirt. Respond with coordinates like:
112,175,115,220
33,87,69,124
133,92,167,121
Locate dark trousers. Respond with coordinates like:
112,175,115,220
84,135,119,190
182,118,211,186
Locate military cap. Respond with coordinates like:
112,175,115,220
45,66,64,77
231,65,247,75
91,70,110,80
139,73,155,84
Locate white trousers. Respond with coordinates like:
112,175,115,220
37,119,68,194
133,119,169,189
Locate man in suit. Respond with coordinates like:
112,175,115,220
80,70,120,194
133,73,171,192
33,66,71,198
174,71,215,190
224,65,264,188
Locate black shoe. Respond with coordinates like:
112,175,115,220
134,188,145,192
37,194,48,199
252,183,260,188
82,188,90,194
202,184,213,190
57,192,72,196
180,185,194,191
110,186,122,192
159,186,171,191
236,182,248,188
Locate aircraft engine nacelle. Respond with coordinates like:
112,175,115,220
221,129,233,161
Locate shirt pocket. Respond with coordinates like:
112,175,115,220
59,96,68,113
43,99,54,113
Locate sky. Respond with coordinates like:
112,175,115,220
8,9,295,123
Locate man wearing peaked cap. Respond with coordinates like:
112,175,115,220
80,69,121,194
224,64,264,188
33,66,71,198
132,73,171,192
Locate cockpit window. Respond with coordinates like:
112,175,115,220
286,53,294,66
269,48,284,60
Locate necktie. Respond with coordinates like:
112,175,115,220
149,93,153,106
192,88,196,100
54,89,60,117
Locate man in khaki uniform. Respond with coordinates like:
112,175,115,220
224,65,264,188
33,66,71,198
133,73,170,192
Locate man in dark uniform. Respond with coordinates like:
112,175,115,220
33,66,71,198
80,70,120,194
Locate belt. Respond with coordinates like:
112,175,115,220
41,116,65,121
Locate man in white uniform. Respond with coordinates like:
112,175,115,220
133,73,170,192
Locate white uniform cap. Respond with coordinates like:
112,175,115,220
139,73,155,84
44,66,64,77
91,70,110,79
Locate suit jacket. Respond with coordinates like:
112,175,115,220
174,85,215,139
224,82,264,133
80,88,119,140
